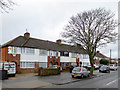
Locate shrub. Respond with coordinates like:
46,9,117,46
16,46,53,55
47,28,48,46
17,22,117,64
38,67,60,76
100,58,109,65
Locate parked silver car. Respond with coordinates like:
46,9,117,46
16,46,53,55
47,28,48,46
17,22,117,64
72,67,90,78
99,65,110,73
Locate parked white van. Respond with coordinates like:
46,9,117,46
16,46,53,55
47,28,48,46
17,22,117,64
0,62,16,76
109,64,118,71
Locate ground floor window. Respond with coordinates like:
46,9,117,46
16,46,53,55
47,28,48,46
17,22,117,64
39,62,47,68
20,62,35,68
71,62,77,67
82,62,89,66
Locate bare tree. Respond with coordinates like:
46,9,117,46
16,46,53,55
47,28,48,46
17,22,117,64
0,0,15,13
61,8,117,75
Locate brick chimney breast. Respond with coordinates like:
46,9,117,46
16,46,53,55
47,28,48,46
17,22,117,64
24,32,30,40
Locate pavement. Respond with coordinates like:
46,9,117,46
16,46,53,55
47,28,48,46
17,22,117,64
1,70,110,89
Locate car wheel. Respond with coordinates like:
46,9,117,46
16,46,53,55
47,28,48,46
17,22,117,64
88,73,90,77
81,74,84,78
13,74,16,77
72,75,74,78
108,70,110,73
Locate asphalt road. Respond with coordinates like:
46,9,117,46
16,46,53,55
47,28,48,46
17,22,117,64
49,70,118,88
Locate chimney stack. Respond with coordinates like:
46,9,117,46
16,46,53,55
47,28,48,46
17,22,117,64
24,32,30,40
56,39,62,44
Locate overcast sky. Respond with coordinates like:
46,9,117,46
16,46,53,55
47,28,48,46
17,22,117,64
1,0,119,58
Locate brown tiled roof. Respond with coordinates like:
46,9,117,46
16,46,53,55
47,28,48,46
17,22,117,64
2,36,86,54
2,35,108,58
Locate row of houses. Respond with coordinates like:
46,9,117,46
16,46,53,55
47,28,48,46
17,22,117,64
0,32,108,73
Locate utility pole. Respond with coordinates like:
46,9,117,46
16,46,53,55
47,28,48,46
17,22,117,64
110,49,111,64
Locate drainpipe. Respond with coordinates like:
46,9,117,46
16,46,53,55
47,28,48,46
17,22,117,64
110,49,111,64
5,47,6,61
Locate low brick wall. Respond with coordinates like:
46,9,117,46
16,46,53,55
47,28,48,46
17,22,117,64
38,68,60,76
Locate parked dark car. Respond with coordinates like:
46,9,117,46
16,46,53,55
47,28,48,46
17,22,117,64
48,65,62,72
87,65,96,70
87,65,91,70
99,66,110,73
69,66,74,73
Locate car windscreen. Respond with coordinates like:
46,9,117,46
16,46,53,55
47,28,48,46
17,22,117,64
101,66,107,69
110,65,113,66
73,67,81,71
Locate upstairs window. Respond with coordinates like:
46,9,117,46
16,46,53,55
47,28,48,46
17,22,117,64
60,51,69,57
52,51,56,56
71,53,77,58
49,51,52,56
83,54,89,59
8,47,17,54
26,48,35,54
79,54,83,59
21,48,35,54
56,52,59,57
39,49,47,56
12,47,17,54
49,51,59,57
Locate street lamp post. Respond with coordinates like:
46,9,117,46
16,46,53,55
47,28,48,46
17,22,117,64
110,49,111,64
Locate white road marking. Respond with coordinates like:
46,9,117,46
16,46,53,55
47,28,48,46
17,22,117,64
106,79,117,86
95,88,99,90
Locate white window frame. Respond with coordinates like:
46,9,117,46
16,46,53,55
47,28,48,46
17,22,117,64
20,62,35,68
49,51,52,56
21,48,35,54
39,62,47,68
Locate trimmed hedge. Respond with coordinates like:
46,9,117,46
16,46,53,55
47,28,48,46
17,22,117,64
38,67,60,76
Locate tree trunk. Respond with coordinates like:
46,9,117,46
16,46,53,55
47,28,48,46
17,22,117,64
89,54,94,75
